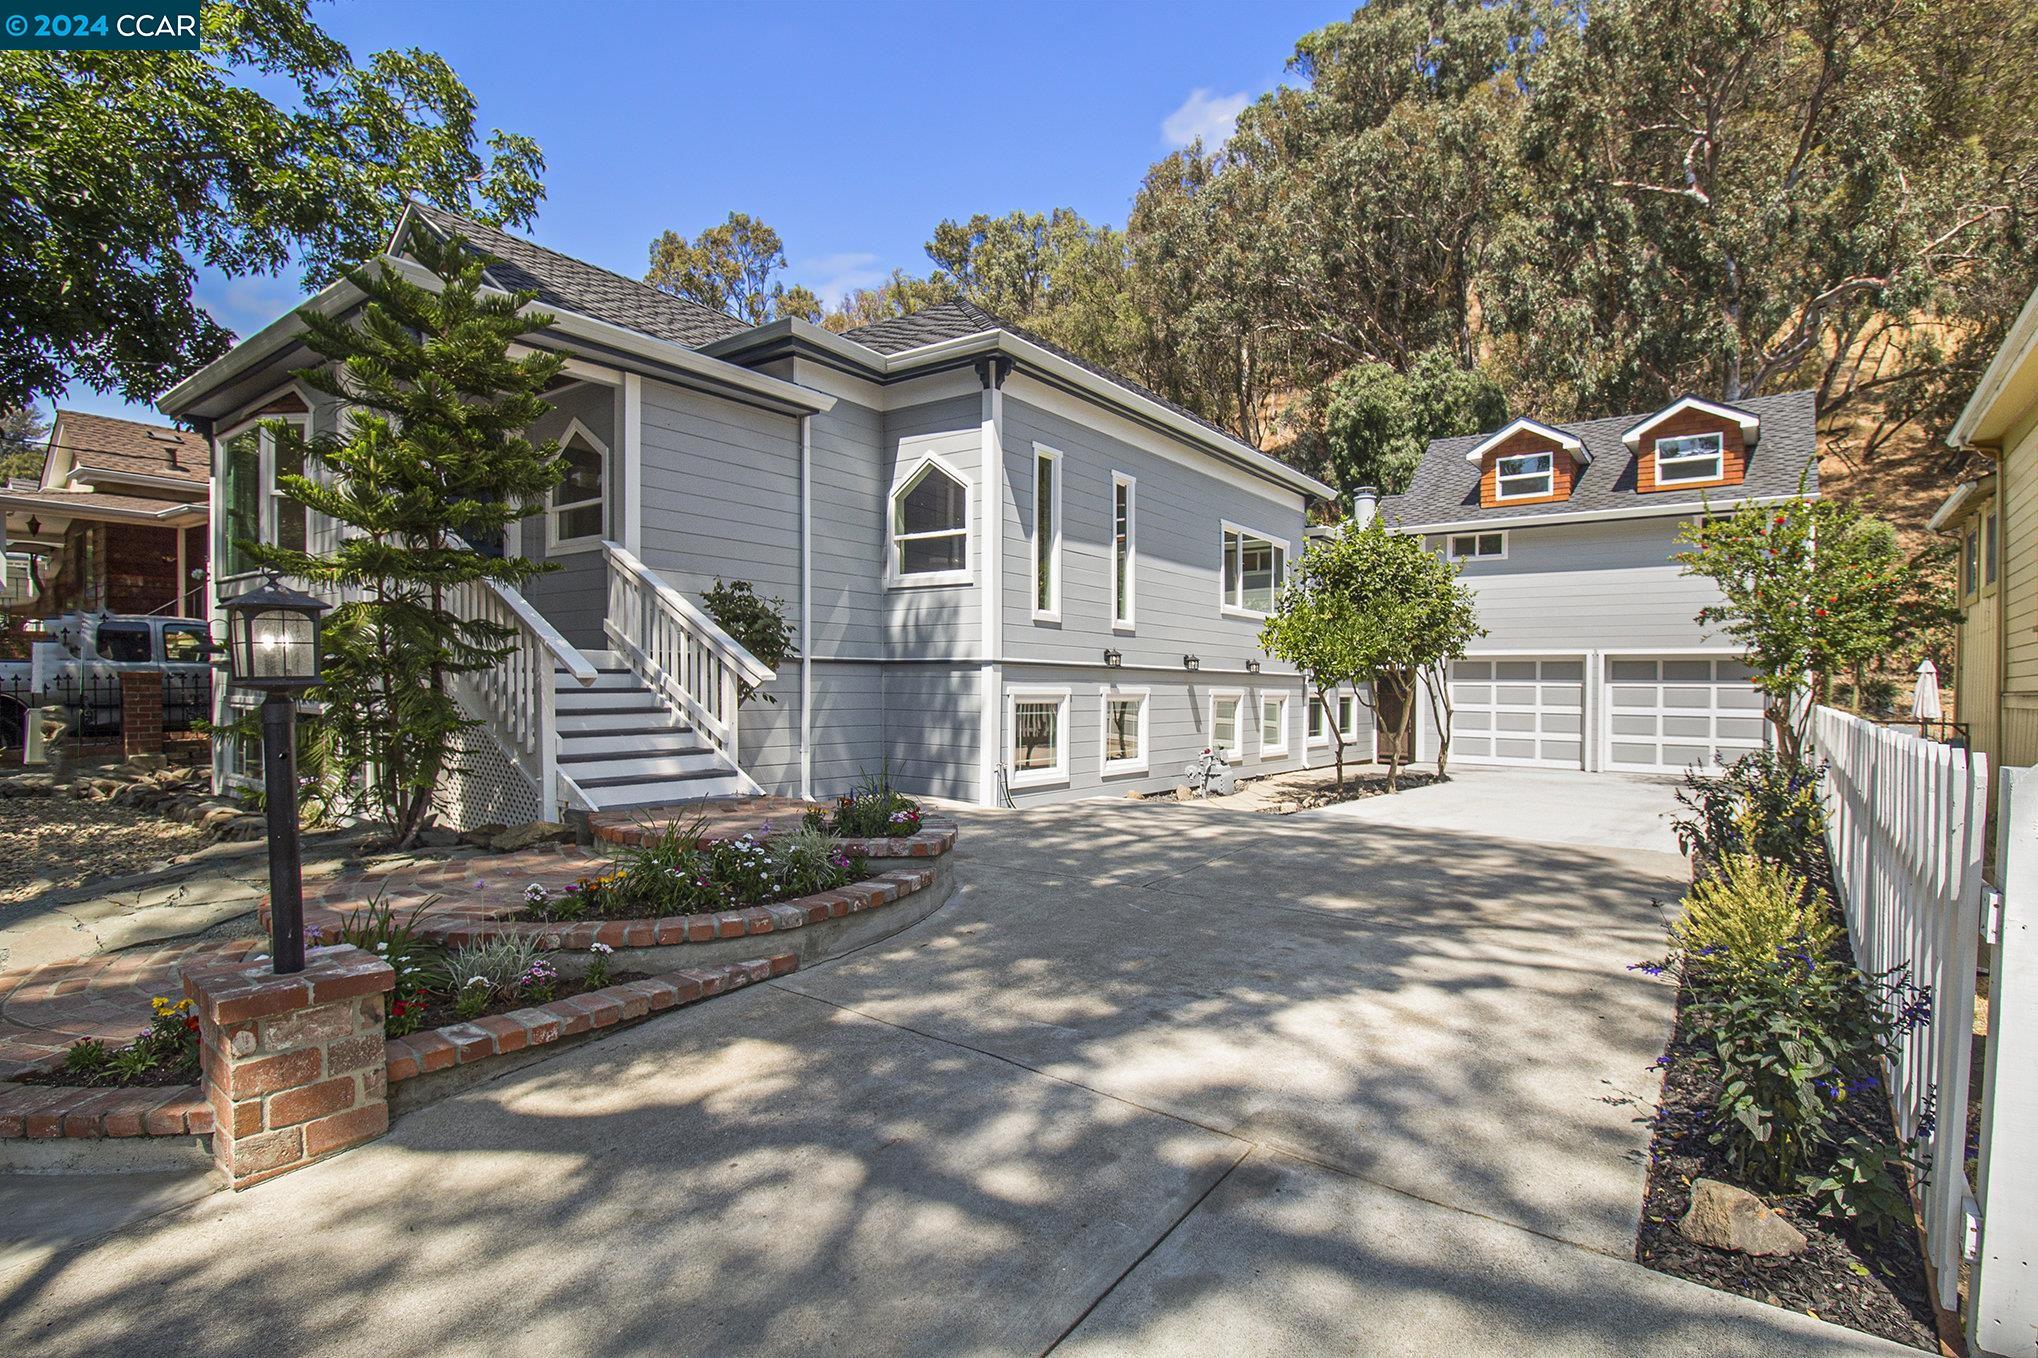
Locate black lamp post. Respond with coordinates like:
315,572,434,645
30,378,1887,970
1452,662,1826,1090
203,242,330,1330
223,574,328,975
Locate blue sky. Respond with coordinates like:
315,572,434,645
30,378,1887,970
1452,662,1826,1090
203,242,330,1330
62,0,1348,426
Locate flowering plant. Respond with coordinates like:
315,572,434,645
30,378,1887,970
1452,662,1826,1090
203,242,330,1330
61,995,201,1083
809,763,923,838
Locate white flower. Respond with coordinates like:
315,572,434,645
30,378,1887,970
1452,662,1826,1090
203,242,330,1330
464,975,488,988
590,942,614,955
524,882,549,903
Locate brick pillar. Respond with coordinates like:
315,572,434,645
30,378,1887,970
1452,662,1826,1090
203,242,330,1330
184,945,395,1190
118,670,163,759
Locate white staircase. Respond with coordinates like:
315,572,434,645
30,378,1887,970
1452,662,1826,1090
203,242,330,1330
448,540,776,822
551,652,752,810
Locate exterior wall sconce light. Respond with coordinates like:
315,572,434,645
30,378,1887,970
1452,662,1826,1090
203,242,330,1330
1245,659,1261,674
1183,654,1200,672
1103,648,1122,668
222,572,329,975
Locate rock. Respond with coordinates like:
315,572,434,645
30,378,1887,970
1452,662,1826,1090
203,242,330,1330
1174,786,1196,802
1677,1178,1807,1257
122,754,168,774
199,807,244,831
460,822,508,847
416,828,462,848
488,821,574,853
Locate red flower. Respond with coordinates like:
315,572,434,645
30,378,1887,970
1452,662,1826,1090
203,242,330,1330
1815,608,1828,617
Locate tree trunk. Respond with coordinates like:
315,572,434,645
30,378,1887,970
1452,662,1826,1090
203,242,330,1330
1319,687,1347,794
1421,664,1453,779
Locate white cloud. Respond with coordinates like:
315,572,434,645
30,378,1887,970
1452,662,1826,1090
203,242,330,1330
794,251,886,305
1161,88,1250,150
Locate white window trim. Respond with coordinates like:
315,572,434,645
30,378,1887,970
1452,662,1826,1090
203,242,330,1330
1031,444,1062,622
1445,530,1509,561
1208,688,1246,760
1493,452,1555,502
1111,471,1136,632
1219,521,1290,619
1100,685,1150,776
1007,685,1071,788
214,408,312,583
1259,693,1290,757
887,451,975,589
545,417,610,556
1653,431,1725,485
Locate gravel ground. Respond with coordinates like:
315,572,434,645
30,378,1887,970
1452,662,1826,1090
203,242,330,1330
0,797,210,909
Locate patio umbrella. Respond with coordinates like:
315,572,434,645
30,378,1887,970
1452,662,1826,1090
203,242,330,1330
1911,658,1943,727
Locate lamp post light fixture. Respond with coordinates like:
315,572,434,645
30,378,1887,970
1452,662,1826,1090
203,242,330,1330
1103,648,1122,668
222,573,329,975
1183,654,1200,672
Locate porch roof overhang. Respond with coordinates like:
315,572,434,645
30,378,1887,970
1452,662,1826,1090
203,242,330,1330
1927,476,1995,533
0,488,207,528
159,255,836,425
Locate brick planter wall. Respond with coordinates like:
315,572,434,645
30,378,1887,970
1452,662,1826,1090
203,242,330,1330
183,945,394,1190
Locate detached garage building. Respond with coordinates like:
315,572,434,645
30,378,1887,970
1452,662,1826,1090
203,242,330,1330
1376,389,1819,775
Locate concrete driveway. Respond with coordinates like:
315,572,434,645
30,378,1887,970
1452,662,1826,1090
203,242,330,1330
0,801,1914,1356
1308,765,1689,856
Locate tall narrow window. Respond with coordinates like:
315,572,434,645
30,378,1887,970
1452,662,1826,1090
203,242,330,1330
1260,695,1288,756
1111,473,1135,628
1964,525,1980,598
1985,510,1999,587
891,458,971,581
1307,696,1327,744
221,431,262,577
1102,688,1148,773
1221,526,1287,616
1211,693,1242,759
273,440,306,553
1033,447,1061,619
548,419,608,553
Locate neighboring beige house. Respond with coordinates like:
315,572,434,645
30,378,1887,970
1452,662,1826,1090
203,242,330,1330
1933,282,2038,773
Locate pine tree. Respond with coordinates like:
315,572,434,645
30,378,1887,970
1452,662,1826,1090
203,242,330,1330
249,231,564,847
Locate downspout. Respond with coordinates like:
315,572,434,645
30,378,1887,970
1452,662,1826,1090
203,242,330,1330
799,411,813,801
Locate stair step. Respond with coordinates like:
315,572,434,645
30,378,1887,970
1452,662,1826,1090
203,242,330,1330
555,690,666,714
556,711,692,737
556,729,704,757
573,774,753,812
556,750,724,780
553,669,641,691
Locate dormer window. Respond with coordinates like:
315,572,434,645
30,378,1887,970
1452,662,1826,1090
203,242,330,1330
1654,432,1724,484
1495,452,1553,501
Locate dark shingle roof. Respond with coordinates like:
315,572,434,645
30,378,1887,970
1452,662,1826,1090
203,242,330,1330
1379,389,1820,528
843,300,1266,454
407,204,751,350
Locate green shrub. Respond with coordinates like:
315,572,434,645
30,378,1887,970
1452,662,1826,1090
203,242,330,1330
1671,840,1839,990
1673,749,1826,876
326,891,439,1037
526,817,865,920
1807,1134,1921,1239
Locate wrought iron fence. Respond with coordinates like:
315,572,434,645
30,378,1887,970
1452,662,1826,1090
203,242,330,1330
0,670,213,749
163,671,211,732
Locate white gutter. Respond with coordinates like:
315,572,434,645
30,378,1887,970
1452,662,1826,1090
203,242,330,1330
798,411,813,802
1950,283,2038,448
68,469,210,495
159,272,365,414
1927,479,1982,533
1394,493,1804,536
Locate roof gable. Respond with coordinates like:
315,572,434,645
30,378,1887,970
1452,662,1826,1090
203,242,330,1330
46,410,209,488
1621,394,1760,449
1463,417,1588,465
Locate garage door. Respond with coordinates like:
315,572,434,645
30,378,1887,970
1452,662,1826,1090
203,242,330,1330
1604,657,1768,773
1449,658,1585,768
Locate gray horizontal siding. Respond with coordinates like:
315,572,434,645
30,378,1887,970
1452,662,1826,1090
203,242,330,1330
882,665,979,801
999,665,1309,806
1000,397,1306,672
1441,516,1732,653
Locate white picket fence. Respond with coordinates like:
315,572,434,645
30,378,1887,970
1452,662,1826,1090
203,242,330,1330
1813,707,2038,1355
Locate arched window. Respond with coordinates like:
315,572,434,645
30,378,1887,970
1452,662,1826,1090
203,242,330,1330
548,419,608,553
890,458,970,582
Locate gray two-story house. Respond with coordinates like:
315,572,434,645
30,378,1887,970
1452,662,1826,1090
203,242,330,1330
1378,390,1819,774
159,206,1336,822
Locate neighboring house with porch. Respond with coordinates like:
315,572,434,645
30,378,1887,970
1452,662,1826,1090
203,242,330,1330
1932,280,2038,775
1377,390,1820,774
158,205,1335,819
0,410,211,620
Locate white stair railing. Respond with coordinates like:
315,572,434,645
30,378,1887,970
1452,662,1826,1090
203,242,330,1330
446,569,600,819
601,540,773,790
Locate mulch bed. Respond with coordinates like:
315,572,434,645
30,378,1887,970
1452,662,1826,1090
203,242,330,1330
1636,979,1940,1350
399,969,652,1033
508,874,875,926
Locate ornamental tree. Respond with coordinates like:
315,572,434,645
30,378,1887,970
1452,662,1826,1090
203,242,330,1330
1260,517,1483,791
1673,494,1935,765
249,230,564,847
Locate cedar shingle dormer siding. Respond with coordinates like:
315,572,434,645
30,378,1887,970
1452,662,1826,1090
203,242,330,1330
1478,428,1578,508
1634,406,1749,493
